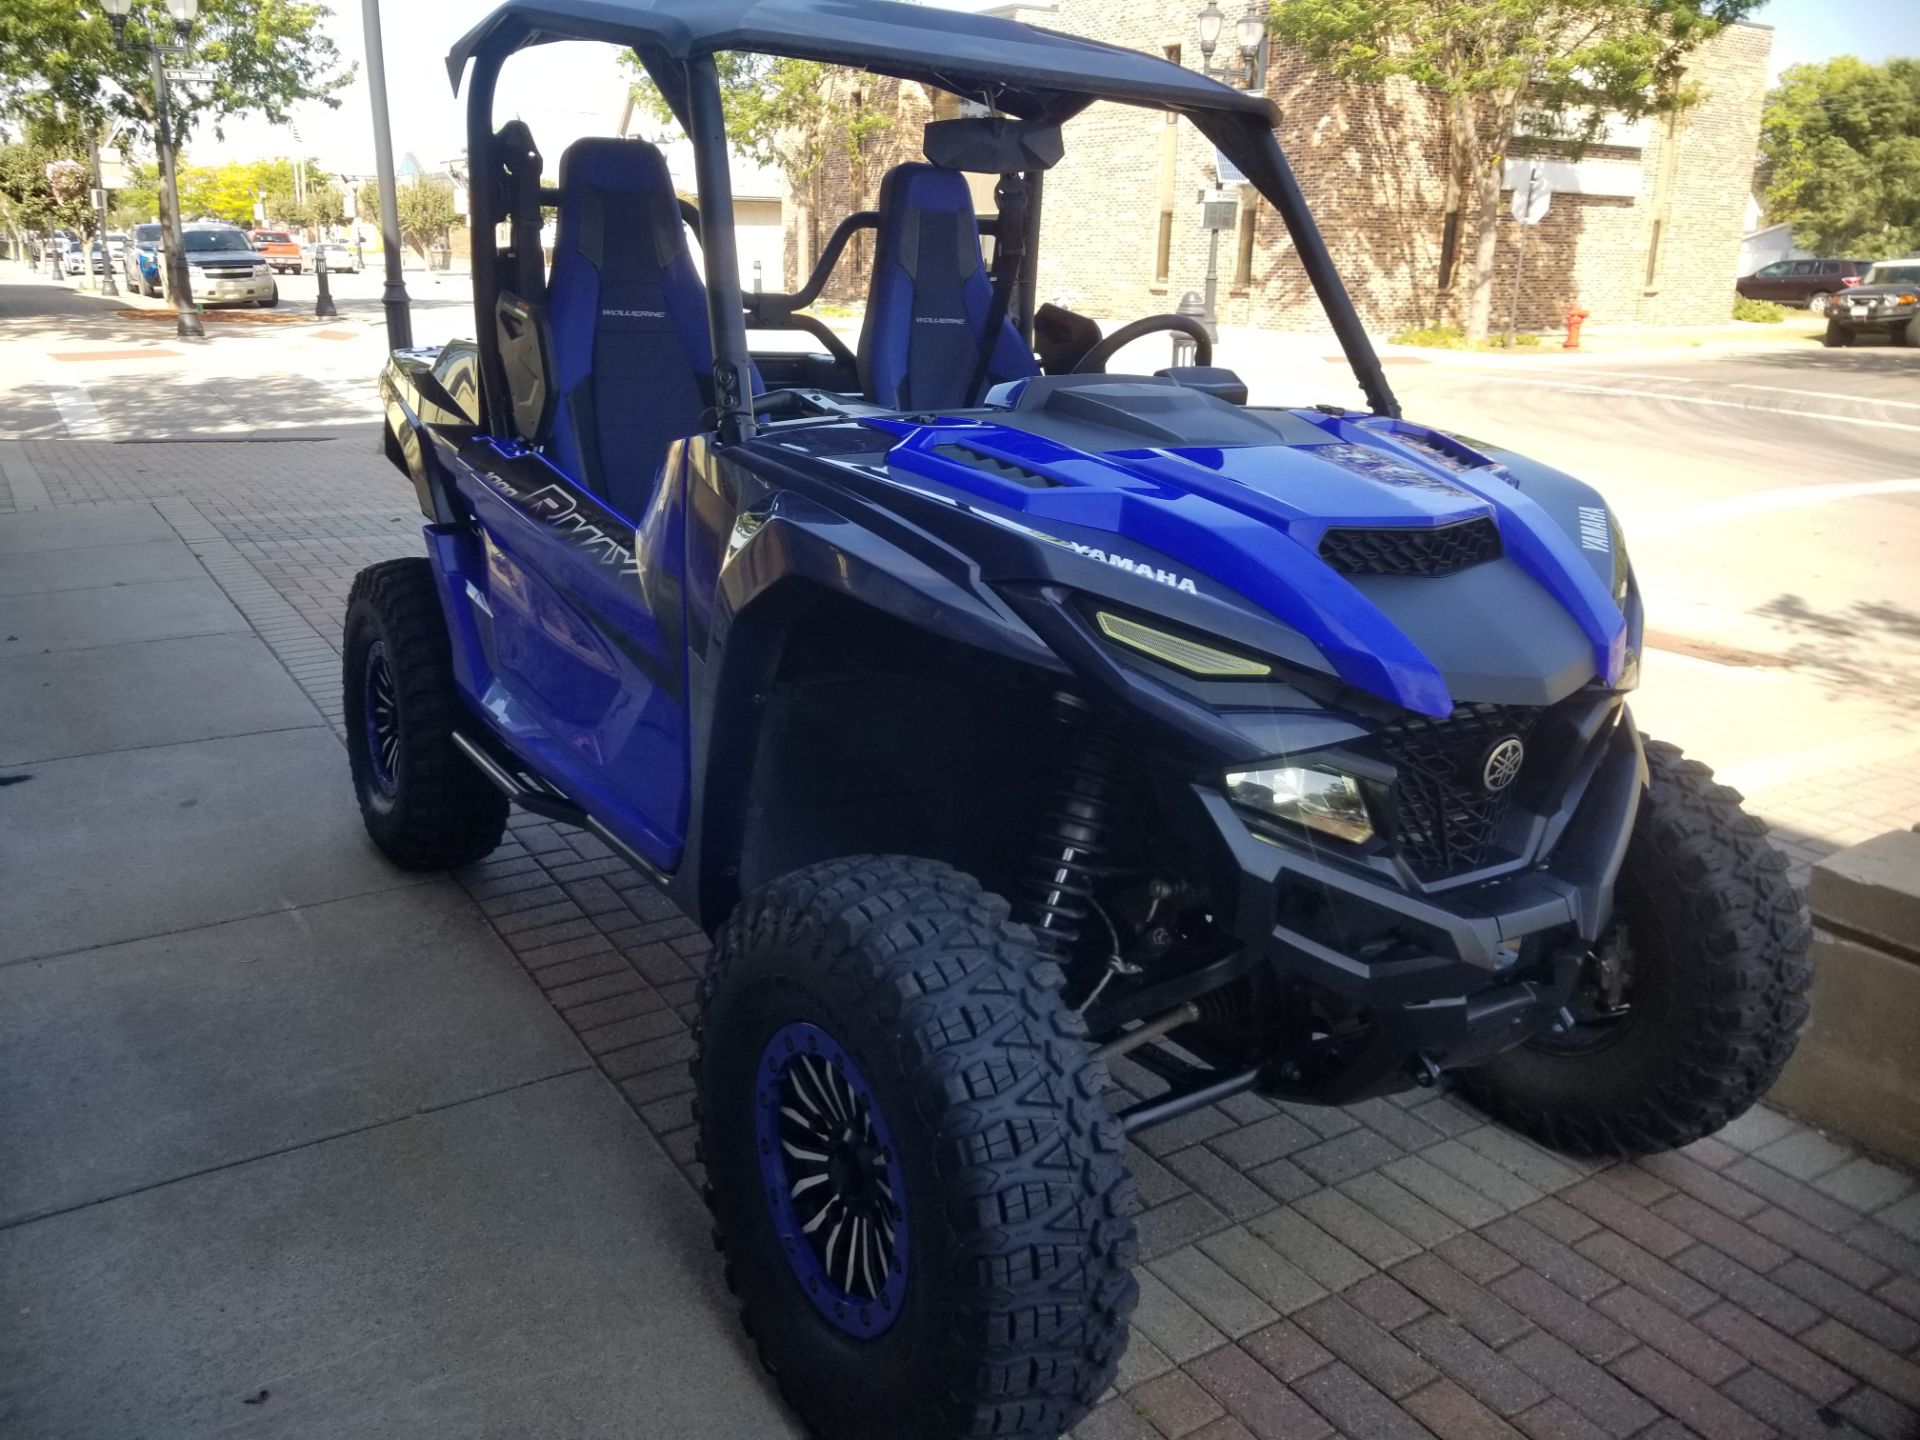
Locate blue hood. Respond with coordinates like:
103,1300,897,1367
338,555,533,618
866,387,1628,718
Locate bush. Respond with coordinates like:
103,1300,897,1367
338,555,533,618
1388,325,1468,348
1388,325,1545,350
1733,296,1787,323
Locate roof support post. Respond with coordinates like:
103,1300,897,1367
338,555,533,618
685,54,757,445
1208,115,1400,419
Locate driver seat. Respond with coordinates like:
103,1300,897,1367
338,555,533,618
857,163,1037,410
544,137,726,517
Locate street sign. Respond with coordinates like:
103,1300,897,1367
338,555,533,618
1510,162,1552,225
165,66,217,83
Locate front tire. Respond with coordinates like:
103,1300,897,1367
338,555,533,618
342,558,507,869
1823,317,1855,347
1458,739,1810,1157
696,856,1137,1440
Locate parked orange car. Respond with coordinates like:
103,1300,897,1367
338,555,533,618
248,230,304,274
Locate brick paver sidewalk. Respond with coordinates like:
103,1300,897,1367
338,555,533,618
8,430,1919,1440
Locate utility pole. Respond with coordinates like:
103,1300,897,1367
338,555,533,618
99,0,203,336
362,0,412,348
91,132,118,296
147,45,202,338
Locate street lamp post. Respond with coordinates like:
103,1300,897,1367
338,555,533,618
1194,3,1269,91
1192,3,1268,338
97,0,203,340
362,0,413,348
91,133,119,297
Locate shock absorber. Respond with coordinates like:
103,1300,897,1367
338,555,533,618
1023,693,1128,962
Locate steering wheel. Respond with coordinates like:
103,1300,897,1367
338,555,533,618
1071,314,1213,373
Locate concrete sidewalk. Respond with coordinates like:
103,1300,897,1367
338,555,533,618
0,497,795,1438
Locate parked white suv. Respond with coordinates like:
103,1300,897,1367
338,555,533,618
176,225,278,308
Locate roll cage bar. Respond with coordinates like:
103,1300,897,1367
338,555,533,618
452,0,1400,449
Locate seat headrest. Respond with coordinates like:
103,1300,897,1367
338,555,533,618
881,163,976,217
555,138,686,273
558,136,676,197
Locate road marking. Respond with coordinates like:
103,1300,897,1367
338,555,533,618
1727,381,1920,411
1460,377,1920,433
1634,477,1920,535
50,384,107,440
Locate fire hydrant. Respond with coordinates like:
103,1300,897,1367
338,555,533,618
1564,304,1590,350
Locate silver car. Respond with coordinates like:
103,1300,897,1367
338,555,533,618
175,225,278,308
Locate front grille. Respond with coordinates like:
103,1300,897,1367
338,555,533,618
1319,517,1502,578
1377,703,1539,873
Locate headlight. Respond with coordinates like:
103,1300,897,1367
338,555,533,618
1225,764,1374,844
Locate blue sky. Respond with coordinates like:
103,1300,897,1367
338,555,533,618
1753,0,1920,76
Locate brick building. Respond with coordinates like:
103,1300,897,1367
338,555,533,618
781,3,1771,334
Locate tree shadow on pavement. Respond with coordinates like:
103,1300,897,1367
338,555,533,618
1755,593,1920,701
1731,342,1920,375
46,367,387,441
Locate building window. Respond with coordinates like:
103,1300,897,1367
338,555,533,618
1234,197,1257,286
1155,209,1174,283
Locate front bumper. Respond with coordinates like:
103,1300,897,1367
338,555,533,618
1200,705,1646,1102
1833,301,1918,332
189,269,274,306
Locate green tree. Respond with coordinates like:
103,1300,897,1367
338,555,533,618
0,139,93,250
0,0,351,148
1759,57,1920,257
0,0,351,260
622,52,895,280
395,173,457,260
109,158,159,227
1269,0,1761,339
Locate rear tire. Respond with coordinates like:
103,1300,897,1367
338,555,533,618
1809,291,1833,316
1823,317,1855,347
343,558,507,870
1458,739,1810,1157
695,856,1137,1440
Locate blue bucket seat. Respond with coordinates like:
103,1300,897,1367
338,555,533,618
545,137,738,517
857,163,1037,410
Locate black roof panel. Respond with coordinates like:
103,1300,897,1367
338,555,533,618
447,0,1276,123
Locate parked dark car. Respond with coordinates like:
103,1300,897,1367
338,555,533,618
1737,257,1873,313
1822,259,1920,347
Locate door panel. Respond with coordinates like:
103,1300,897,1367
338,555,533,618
452,435,690,868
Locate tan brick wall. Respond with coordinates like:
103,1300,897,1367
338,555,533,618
783,9,1768,334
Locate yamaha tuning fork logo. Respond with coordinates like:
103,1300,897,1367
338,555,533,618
1481,738,1526,793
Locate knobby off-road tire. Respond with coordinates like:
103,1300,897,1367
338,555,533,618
694,856,1137,1440
1823,317,1855,347
1459,739,1810,1157
342,558,507,870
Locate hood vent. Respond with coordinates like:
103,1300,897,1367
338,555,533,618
1319,517,1501,578
931,442,1060,489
